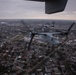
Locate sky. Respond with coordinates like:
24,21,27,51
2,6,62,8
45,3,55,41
0,0,76,20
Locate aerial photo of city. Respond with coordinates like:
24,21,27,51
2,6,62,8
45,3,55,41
0,0,76,75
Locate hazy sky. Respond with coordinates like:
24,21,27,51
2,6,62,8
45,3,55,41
0,0,76,20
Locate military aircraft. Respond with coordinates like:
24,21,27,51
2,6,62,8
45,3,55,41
27,0,68,14
28,22,75,50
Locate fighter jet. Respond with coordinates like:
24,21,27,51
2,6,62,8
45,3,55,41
27,0,68,14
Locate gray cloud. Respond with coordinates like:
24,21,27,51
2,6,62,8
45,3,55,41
65,0,76,11
0,0,76,20
0,0,44,14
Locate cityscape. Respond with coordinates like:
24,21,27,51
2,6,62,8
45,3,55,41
0,19,76,75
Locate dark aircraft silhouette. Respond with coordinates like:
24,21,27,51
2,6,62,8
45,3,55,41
28,22,75,50
27,0,68,14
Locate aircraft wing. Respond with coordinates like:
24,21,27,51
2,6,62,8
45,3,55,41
27,0,68,14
